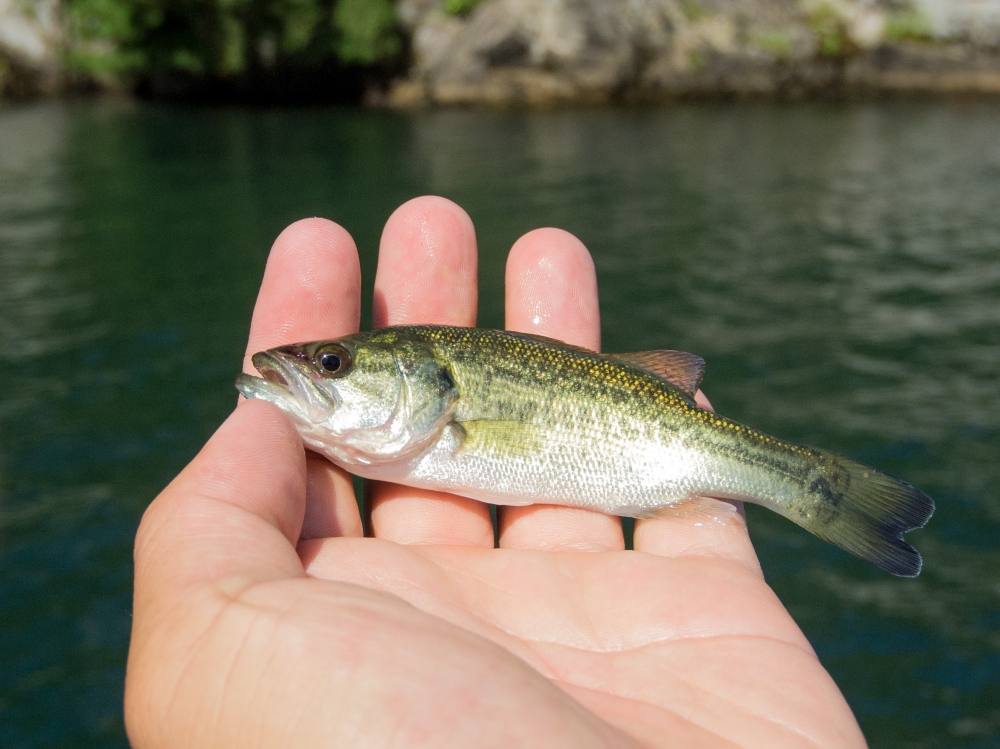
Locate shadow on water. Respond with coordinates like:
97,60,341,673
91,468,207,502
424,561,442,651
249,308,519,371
1,99,998,747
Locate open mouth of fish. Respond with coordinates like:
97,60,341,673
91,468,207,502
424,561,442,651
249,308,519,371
235,352,298,403
236,351,292,400
235,351,337,424
256,352,291,388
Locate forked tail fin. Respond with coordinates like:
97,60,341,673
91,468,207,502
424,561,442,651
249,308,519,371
796,454,934,577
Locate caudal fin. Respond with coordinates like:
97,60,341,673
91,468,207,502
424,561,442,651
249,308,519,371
803,455,934,577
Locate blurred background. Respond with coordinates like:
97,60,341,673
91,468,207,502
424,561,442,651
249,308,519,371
1,1,999,747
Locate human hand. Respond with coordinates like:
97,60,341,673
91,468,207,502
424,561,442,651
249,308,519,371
125,197,866,747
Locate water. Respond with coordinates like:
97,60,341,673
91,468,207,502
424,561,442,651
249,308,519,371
1,99,997,747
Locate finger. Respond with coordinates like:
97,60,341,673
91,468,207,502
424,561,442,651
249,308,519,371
368,196,493,547
244,218,361,371
633,392,761,571
301,452,361,540
244,218,363,539
134,401,306,613
499,229,625,551
632,495,759,569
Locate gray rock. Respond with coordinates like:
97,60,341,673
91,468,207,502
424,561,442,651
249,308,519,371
400,0,679,103
389,0,1000,105
0,0,64,97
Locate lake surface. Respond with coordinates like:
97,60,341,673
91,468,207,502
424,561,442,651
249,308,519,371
1,99,997,747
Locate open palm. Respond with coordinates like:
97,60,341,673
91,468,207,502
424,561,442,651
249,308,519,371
125,198,865,747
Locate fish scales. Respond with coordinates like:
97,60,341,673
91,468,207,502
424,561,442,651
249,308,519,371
412,326,706,513
410,326,809,515
236,325,934,576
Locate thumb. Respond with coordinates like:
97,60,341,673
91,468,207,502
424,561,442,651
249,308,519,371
134,400,307,609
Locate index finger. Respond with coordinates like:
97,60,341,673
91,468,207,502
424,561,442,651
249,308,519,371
243,218,363,539
244,218,361,371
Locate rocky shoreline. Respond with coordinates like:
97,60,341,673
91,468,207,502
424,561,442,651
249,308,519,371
387,0,1000,106
4,0,1000,105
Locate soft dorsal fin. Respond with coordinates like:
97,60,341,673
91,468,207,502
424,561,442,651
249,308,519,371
612,350,705,397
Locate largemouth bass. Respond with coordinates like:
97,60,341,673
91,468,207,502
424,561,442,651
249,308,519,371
236,326,933,576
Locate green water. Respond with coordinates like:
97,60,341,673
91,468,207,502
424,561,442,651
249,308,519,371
1,100,997,747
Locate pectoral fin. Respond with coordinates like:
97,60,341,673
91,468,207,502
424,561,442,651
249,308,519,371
454,419,545,458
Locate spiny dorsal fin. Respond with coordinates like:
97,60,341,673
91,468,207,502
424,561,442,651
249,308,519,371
612,350,706,397
504,330,705,397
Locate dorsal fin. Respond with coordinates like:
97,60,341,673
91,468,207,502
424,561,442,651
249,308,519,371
612,350,705,397
502,331,705,397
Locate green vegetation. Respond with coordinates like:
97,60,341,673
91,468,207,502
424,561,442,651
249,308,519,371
752,29,795,60
65,0,142,76
64,0,401,92
806,2,849,57
334,0,400,63
444,0,482,16
885,8,934,43
680,0,705,22
686,47,707,72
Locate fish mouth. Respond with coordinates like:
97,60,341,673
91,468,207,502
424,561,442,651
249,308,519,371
235,349,337,422
253,351,291,388
235,352,293,399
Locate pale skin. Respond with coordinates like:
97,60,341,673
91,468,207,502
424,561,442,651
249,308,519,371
124,197,868,748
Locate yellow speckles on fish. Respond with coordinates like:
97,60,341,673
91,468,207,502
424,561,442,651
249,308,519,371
371,330,400,345
241,324,933,577
401,325,821,467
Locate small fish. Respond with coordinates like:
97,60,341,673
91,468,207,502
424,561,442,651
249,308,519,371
236,326,933,576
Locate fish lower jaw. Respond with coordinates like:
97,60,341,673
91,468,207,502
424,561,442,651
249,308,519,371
236,375,333,427
236,374,293,407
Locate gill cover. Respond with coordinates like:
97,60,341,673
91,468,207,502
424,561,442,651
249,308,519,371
242,334,459,467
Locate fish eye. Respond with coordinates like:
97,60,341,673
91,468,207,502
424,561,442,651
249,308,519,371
315,346,351,377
